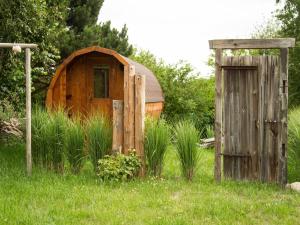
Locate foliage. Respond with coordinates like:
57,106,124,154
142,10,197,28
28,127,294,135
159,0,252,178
205,125,214,138
65,117,85,174
0,0,67,107
144,117,170,177
174,120,199,181
86,115,112,171
276,0,300,106
32,106,49,167
0,0,133,108
288,107,300,182
97,150,141,182
131,50,215,133
32,108,68,172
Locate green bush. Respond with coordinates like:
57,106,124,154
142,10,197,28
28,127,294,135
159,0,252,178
65,117,85,174
86,115,112,171
288,108,300,182
145,118,170,176
97,150,141,182
174,120,199,181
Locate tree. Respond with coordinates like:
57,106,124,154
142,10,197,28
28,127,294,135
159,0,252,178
0,0,68,110
131,50,215,134
276,0,300,106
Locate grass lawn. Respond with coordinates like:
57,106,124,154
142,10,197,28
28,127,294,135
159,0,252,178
0,142,300,225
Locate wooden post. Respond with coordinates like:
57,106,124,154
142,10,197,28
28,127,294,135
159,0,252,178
112,100,124,153
279,48,289,186
25,48,32,176
135,75,146,176
214,48,223,182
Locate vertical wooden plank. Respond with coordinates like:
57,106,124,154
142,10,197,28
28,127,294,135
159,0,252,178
279,48,288,186
135,75,146,176
60,68,67,107
214,48,222,182
112,100,124,153
128,66,135,150
123,65,130,153
25,48,32,176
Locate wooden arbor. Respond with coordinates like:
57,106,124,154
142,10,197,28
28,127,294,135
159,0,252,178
209,39,295,185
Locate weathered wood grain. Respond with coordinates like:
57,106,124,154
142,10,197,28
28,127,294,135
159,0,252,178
112,100,124,153
209,39,295,49
214,48,222,182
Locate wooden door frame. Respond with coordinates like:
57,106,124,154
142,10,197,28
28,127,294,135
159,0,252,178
209,38,295,185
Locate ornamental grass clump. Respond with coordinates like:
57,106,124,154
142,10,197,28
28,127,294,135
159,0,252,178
288,107,300,182
32,106,49,167
65,117,85,174
145,118,170,177
46,109,68,172
86,115,112,171
174,120,199,181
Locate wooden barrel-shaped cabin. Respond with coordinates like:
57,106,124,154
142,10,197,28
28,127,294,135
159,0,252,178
46,46,164,118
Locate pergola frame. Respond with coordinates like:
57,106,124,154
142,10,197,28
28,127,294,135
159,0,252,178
209,38,295,184
0,43,38,176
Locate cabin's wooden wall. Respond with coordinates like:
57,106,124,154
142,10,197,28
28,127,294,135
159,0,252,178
145,102,164,118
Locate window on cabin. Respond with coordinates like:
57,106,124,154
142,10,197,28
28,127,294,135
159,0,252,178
94,66,109,98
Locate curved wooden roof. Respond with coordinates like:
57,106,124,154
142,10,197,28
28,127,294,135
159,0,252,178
47,46,164,103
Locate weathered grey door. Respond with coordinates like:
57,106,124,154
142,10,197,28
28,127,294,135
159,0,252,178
222,56,281,182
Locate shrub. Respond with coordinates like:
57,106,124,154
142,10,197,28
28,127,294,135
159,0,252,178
97,150,141,182
174,120,199,181
86,115,112,171
65,117,85,174
288,108,300,182
145,118,170,176
205,125,214,138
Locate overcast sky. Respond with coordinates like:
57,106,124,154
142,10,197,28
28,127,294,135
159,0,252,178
98,0,282,76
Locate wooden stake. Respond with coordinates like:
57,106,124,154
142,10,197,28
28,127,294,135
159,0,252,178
214,48,223,182
135,75,146,176
25,48,32,176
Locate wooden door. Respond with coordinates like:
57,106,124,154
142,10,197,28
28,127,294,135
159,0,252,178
222,56,280,182
86,57,112,118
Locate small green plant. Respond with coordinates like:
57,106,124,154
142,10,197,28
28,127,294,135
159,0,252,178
145,118,170,176
205,125,214,138
86,115,112,171
65,117,85,174
174,120,199,181
97,150,141,182
288,107,300,182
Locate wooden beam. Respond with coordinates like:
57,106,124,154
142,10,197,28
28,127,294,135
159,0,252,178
278,48,289,186
112,100,124,154
209,39,295,49
25,48,32,176
135,75,146,176
0,43,37,48
214,48,223,182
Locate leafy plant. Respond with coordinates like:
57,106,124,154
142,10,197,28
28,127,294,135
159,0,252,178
97,150,141,182
174,120,199,181
65,117,85,174
145,118,170,176
288,107,300,182
86,115,112,171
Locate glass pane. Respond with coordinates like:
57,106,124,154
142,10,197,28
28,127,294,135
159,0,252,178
94,67,109,98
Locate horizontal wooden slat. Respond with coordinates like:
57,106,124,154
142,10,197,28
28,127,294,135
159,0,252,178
0,43,38,48
209,39,295,49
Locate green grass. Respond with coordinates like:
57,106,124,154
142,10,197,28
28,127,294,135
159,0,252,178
0,143,300,225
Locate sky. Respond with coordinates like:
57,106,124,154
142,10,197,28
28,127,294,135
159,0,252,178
98,0,282,76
